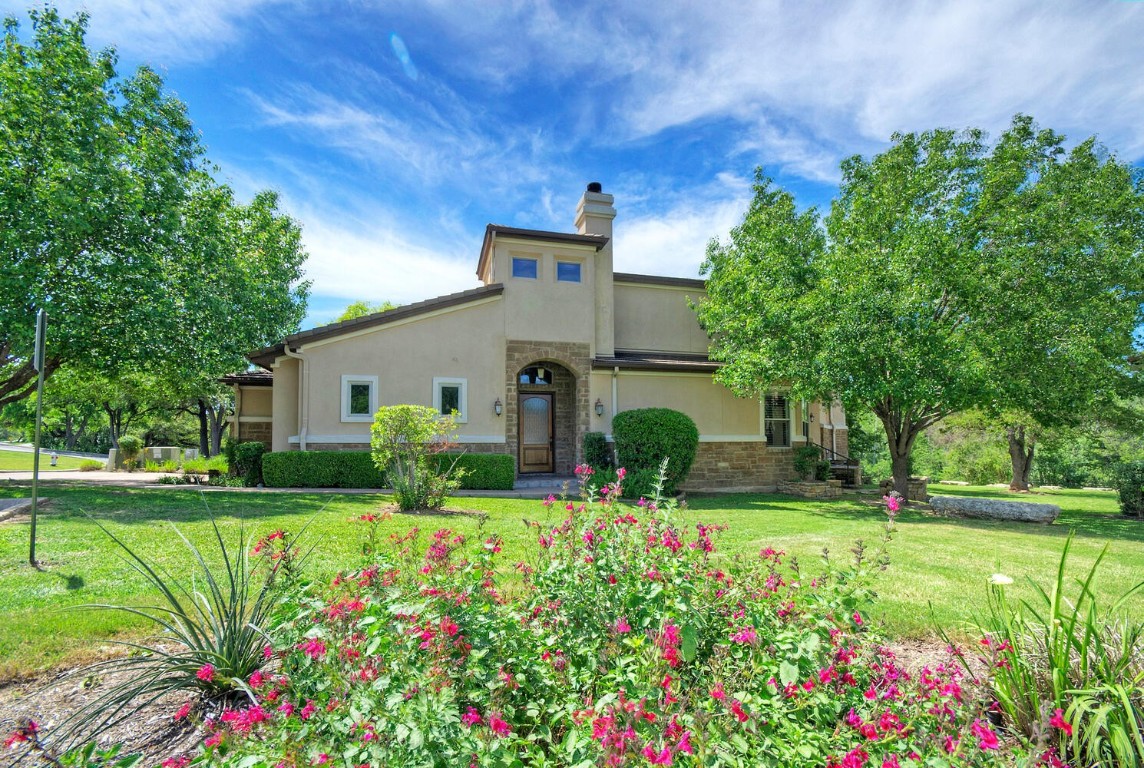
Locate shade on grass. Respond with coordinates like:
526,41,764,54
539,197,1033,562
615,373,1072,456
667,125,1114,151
0,484,1139,681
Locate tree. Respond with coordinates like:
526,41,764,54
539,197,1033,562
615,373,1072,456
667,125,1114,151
330,300,398,324
0,8,309,414
698,116,1143,498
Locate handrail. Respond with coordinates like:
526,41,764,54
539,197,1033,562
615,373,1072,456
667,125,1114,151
807,439,858,467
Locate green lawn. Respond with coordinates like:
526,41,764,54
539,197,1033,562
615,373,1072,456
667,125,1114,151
0,483,1139,682
0,448,95,471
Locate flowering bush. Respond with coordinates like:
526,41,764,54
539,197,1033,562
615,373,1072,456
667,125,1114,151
138,474,1038,768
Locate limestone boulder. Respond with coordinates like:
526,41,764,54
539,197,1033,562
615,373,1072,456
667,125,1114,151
929,495,1060,524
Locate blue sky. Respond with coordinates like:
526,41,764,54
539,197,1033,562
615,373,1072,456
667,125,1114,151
10,1,1144,328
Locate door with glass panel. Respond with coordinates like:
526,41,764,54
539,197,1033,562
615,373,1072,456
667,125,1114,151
518,393,554,473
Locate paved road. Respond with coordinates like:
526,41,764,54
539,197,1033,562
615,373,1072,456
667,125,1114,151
0,442,107,461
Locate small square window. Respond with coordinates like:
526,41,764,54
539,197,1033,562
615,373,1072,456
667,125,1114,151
512,257,538,279
340,375,377,422
556,262,581,282
432,377,468,422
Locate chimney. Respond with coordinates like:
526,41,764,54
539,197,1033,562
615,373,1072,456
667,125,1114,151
575,183,616,356
575,182,616,237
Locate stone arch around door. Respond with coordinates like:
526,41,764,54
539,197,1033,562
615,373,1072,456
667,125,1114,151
505,341,591,476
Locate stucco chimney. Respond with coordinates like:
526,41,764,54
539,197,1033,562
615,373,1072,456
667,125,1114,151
576,183,616,356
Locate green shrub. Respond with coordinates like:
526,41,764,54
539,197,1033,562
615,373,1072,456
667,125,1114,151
115,435,142,472
263,451,383,488
611,408,699,493
230,441,266,487
262,451,515,491
429,453,515,490
793,444,830,481
583,431,613,469
1113,461,1144,519
372,405,462,511
78,459,104,472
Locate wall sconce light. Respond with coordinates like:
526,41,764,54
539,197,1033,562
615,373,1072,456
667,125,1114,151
594,398,605,417
494,398,503,416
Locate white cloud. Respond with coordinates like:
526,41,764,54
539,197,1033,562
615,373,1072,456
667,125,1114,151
614,1,1144,166
25,0,285,63
613,178,752,278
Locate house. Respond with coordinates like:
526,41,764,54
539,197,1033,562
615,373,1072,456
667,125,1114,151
228,184,851,491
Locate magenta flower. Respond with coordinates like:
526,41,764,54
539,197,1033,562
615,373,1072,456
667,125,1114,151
196,664,215,682
1049,708,1073,736
461,707,482,727
613,616,631,634
882,494,901,512
488,712,511,737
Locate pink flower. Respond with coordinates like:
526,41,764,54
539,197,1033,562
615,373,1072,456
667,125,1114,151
730,627,758,644
313,754,329,765
543,494,556,507
488,712,511,738
204,733,222,749
196,664,215,682
972,719,1000,750
1049,708,1073,736
174,701,193,720
298,638,328,659
161,758,191,768
300,700,317,720
729,699,749,723
710,683,727,701
882,494,900,512
641,744,673,764
461,707,482,727
612,616,632,633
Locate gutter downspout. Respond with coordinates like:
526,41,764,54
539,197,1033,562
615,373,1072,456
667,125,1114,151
283,346,308,451
611,366,619,432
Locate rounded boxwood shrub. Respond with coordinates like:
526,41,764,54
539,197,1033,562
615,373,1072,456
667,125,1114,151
116,435,143,471
582,431,613,469
262,451,515,491
611,408,698,493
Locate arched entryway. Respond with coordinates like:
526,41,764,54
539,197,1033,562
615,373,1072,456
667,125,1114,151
514,361,577,474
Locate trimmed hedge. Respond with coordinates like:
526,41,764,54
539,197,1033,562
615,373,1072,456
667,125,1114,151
262,451,515,491
583,431,613,469
611,408,699,493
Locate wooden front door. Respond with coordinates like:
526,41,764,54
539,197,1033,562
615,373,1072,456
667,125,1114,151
518,393,554,473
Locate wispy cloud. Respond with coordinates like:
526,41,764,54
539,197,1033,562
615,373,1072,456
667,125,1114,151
32,0,284,63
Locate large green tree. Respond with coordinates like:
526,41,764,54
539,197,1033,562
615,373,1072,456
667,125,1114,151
698,116,1144,498
0,8,308,413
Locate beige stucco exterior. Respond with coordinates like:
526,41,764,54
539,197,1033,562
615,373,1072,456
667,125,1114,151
234,183,850,490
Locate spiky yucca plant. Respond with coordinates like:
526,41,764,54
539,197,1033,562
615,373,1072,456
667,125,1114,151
49,507,310,748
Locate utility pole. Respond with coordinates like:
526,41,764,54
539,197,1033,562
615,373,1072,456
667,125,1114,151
30,309,46,567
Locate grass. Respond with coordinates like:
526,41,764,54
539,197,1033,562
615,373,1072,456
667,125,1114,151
0,448,95,471
0,482,1140,682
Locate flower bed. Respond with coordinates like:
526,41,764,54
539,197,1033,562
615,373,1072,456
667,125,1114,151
160,483,1022,768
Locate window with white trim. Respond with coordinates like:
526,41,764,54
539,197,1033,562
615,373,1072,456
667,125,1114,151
340,375,377,422
764,395,790,447
433,377,468,423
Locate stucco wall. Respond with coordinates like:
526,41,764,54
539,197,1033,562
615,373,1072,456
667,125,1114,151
492,238,600,350
604,371,765,438
287,298,508,448
613,283,709,354
271,357,299,453
240,388,273,417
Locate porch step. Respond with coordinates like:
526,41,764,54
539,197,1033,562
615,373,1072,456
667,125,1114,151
513,475,579,493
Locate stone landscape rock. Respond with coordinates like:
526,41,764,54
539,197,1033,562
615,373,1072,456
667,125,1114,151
930,495,1060,523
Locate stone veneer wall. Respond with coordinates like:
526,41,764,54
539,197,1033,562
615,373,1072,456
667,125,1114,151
505,341,591,476
239,421,272,449
682,442,797,492
305,442,509,454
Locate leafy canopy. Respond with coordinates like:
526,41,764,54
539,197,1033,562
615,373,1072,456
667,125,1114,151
0,8,308,407
699,115,1144,489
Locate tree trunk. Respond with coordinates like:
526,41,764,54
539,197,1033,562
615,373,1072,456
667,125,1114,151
207,401,227,457
1007,425,1035,491
875,402,925,504
104,405,122,449
197,399,210,457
